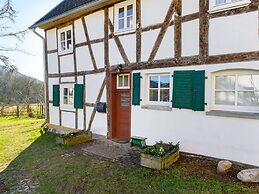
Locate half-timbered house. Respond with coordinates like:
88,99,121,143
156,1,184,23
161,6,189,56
31,0,259,166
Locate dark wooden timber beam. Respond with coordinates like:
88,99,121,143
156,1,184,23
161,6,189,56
174,0,182,58
148,0,175,63
81,17,98,70
136,0,142,63
108,19,130,64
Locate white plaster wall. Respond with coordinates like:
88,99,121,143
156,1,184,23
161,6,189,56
141,0,172,27
47,53,59,74
62,111,76,128
155,26,174,60
48,78,59,101
120,34,136,63
131,61,259,166
60,54,74,73
46,28,57,51
74,19,86,44
109,39,124,65
78,109,84,130
182,19,199,56
49,104,59,125
86,107,107,136
92,42,105,69
209,12,258,55
85,10,104,40
141,29,159,61
182,0,199,16
61,77,75,83
85,72,105,103
76,46,93,72
108,7,114,34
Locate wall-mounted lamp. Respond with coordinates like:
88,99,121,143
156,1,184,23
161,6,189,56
116,64,123,73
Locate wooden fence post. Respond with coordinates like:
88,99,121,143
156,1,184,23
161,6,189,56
16,105,19,117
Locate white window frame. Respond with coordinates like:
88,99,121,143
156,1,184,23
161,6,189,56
117,74,130,89
212,70,259,113
57,25,73,55
209,0,251,13
60,84,75,110
114,0,136,34
145,73,171,106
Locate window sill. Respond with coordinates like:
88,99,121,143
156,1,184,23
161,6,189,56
114,28,136,36
209,0,250,13
206,110,259,120
58,49,73,56
141,105,172,112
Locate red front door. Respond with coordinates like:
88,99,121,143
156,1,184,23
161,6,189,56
111,72,131,143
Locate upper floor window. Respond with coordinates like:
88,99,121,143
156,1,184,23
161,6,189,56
212,70,259,112
114,0,136,33
210,0,250,13
58,25,73,55
63,87,74,105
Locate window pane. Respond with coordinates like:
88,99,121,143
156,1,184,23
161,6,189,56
67,40,72,50
215,91,235,105
216,0,226,5
64,97,68,104
64,88,68,96
238,75,259,91
67,30,71,39
69,88,73,96
150,76,158,88
127,5,133,16
119,18,124,30
69,97,73,105
160,75,170,88
119,7,124,18
127,16,133,28
124,75,129,87
160,89,170,102
149,89,158,101
118,75,123,87
61,41,66,51
215,76,235,90
238,92,259,106
61,32,65,41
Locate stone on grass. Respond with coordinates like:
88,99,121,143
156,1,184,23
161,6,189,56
237,169,259,183
217,160,232,174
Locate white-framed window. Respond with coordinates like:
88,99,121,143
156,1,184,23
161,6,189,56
212,70,259,112
117,74,130,89
58,25,73,55
60,84,74,109
210,0,250,13
147,74,171,105
114,0,136,33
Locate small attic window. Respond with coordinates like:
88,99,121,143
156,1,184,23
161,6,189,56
114,0,136,34
58,25,73,55
210,0,251,13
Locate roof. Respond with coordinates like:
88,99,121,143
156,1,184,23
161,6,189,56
30,0,104,29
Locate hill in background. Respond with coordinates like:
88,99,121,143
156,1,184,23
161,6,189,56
0,65,44,105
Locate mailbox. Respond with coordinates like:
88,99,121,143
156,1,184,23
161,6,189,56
96,102,107,113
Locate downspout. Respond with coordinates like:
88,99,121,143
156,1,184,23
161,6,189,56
32,28,48,123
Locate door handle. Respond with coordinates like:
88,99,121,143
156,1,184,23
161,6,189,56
114,91,118,95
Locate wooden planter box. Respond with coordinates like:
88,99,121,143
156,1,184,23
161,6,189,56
141,149,179,170
56,131,92,146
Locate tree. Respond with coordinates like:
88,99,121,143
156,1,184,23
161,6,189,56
0,0,27,71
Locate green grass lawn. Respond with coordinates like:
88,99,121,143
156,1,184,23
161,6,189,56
0,117,258,193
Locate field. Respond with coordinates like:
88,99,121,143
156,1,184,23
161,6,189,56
0,117,258,193
0,104,44,117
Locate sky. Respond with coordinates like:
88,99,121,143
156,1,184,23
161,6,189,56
0,0,63,81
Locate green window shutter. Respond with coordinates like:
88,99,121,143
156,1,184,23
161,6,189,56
132,73,141,106
172,70,205,111
192,70,205,111
172,71,194,109
74,84,84,109
53,85,60,107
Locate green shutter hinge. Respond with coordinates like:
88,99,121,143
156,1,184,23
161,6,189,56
204,103,208,105
205,76,208,79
